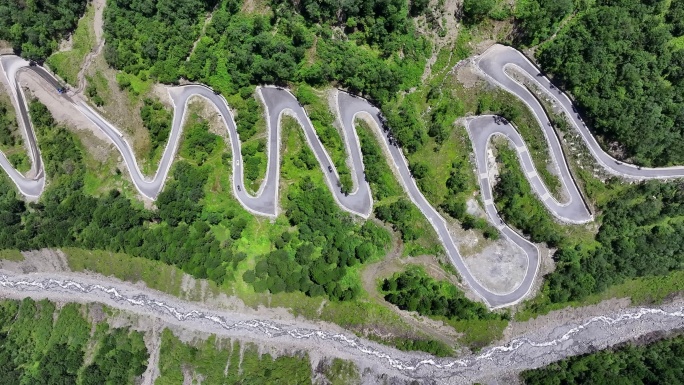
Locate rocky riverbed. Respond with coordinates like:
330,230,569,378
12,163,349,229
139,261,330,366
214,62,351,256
0,269,682,384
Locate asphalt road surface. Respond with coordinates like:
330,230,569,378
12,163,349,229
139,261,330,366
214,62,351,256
0,45,681,307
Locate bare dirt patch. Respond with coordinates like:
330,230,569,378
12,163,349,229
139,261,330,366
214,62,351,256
456,60,482,89
241,0,271,14
18,73,112,145
83,54,151,161
0,249,70,274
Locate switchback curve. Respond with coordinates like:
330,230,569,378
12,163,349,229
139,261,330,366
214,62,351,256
1,44,681,308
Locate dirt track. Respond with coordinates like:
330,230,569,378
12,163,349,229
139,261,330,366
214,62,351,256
1,268,682,384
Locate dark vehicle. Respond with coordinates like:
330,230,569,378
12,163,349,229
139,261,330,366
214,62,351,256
237,185,241,191
29,61,37,67
57,87,66,94
328,166,333,173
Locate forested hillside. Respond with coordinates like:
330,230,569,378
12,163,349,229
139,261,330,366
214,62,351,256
0,298,148,384
103,0,430,105
522,334,684,384
0,0,88,60
0,101,391,303
545,181,684,303
522,0,684,166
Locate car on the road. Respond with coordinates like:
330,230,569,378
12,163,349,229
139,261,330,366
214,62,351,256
237,185,241,191
328,166,333,173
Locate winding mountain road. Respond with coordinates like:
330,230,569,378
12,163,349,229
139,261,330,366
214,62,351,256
0,44,681,308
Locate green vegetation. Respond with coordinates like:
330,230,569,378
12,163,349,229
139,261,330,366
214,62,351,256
356,120,442,255
103,0,216,83
0,298,148,384
370,334,454,357
441,156,499,240
140,98,172,162
546,181,684,304
514,0,574,46
231,89,267,191
46,2,96,86
0,100,394,304
381,266,509,349
104,0,430,107
356,120,401,201
533,0,684,166
180,114,221,166
0,0,88,60
156,329,312,384
463,0,497,25
322,359,360,385
0,249,23,261
85,77,105,107
0,98,30,173
240,138,267,191
248,175,390,300
494,143,564,247
522,334,684,384
296,85,353,194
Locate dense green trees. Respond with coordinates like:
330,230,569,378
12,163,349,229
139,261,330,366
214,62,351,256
103,0,429,109
357,121,401,201
375,198,425,242
522,335,684,384
382,267,506,322
140,98,172,158
463,0,497,25
0,100,395,302
104,0,218,82
546,181,684,303
0,0,87,60
245,175,392,300
514,0,574,46
535,0,684,166
0,299,148,384
494,144,562,247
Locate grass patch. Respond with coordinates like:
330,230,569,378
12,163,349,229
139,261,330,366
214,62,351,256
356,119,442,256
0,93,31,173
517,266,684,322
0,249,24,261
46,3,96,86
64,248,189,298
295,84,353,193
322,359,360,385
156,330,312,384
